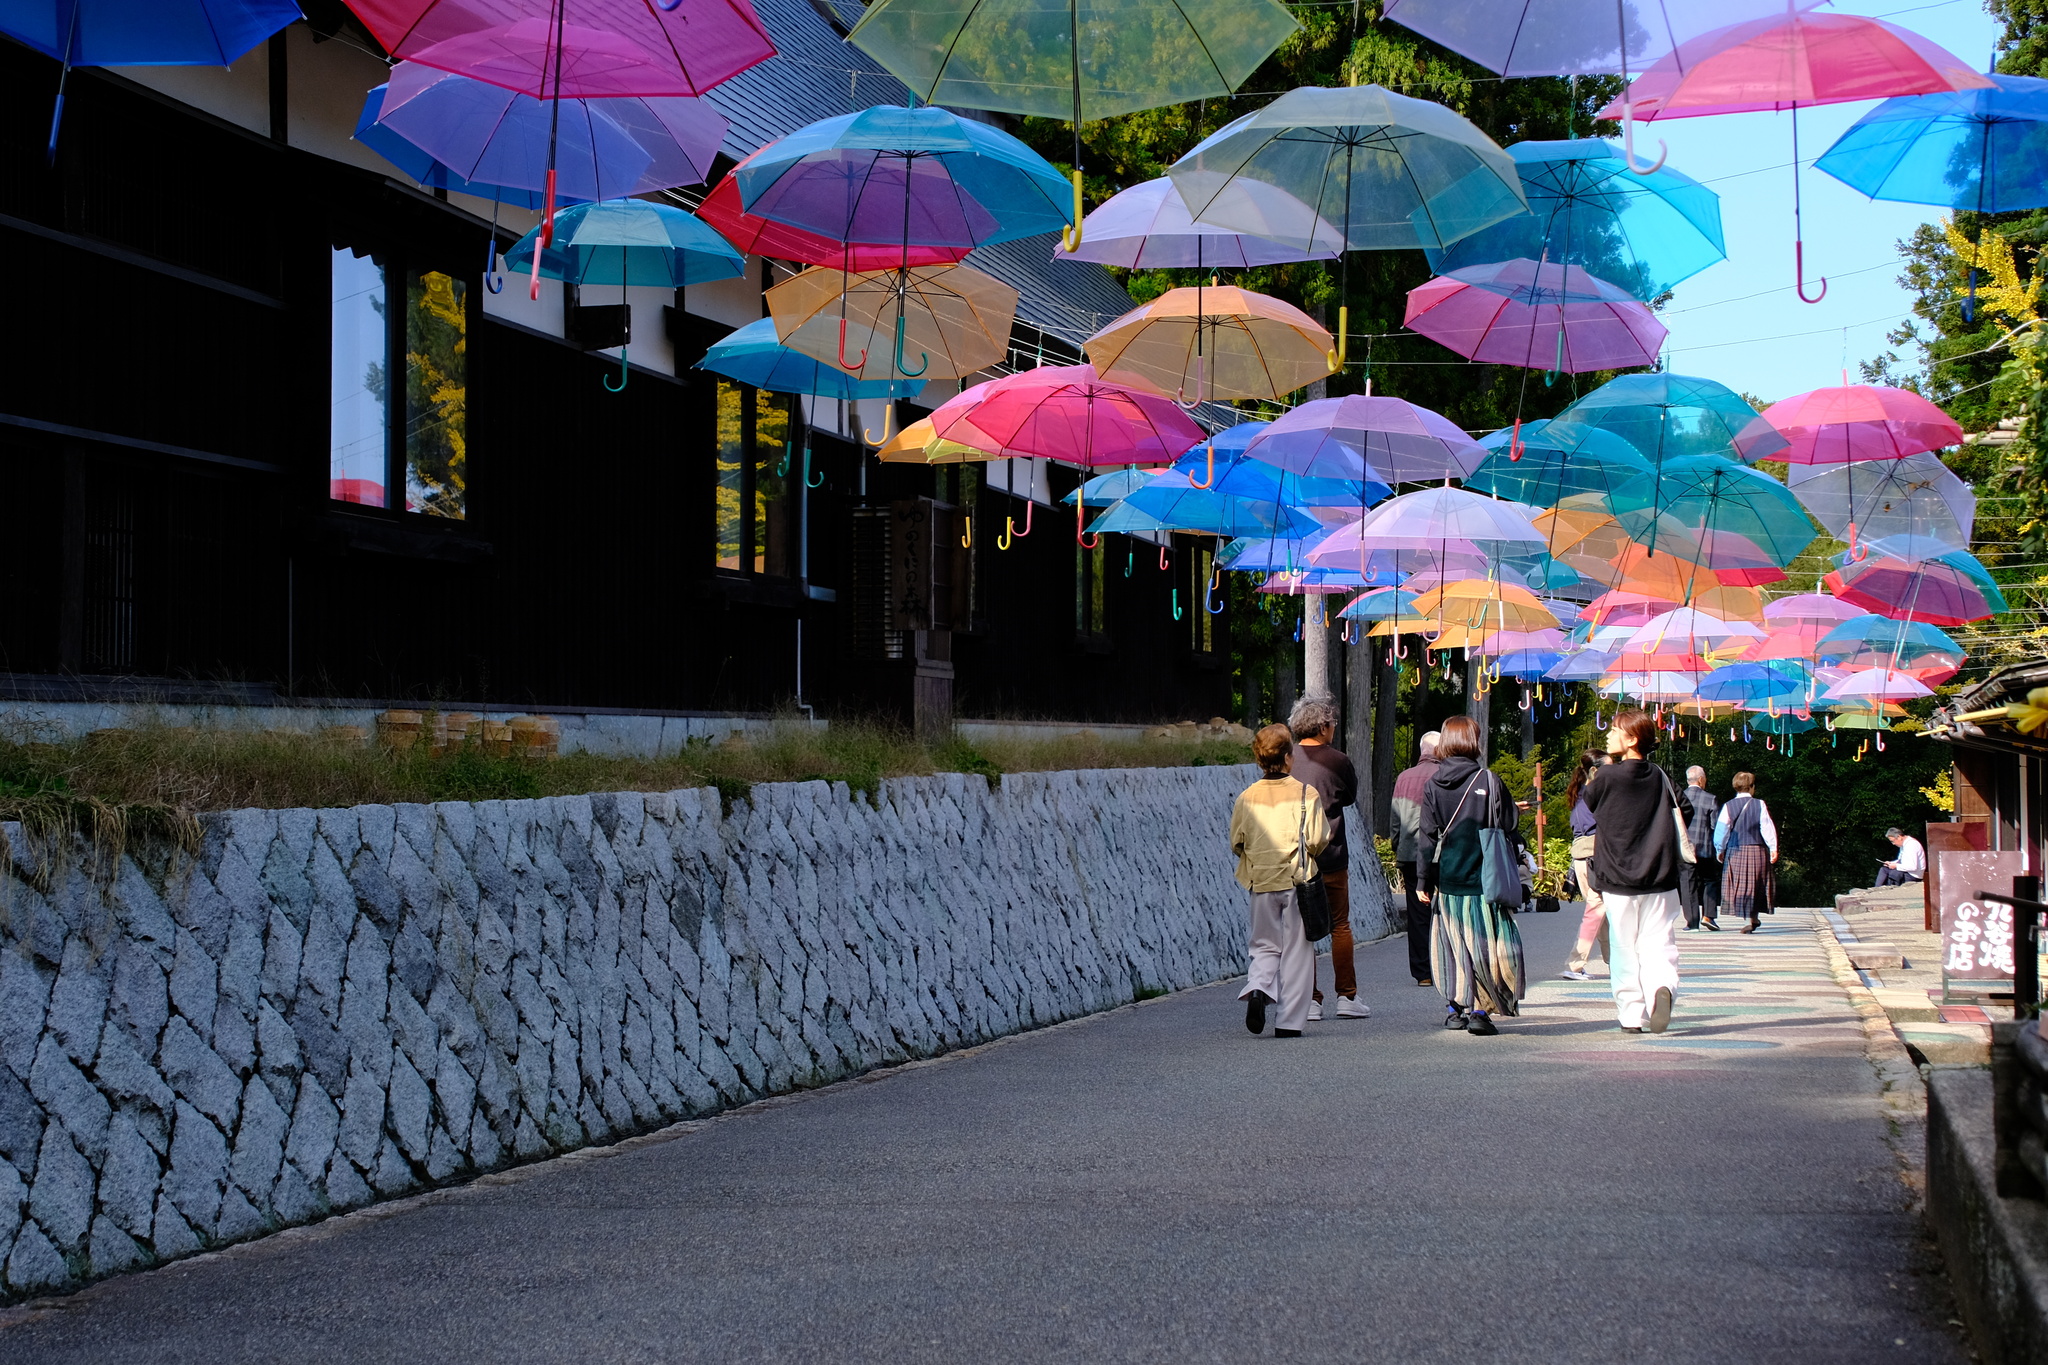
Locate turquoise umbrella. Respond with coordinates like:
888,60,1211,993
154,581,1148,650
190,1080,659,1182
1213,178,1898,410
1466,419,1652,505
699,319,922,400
1604,456,1816,570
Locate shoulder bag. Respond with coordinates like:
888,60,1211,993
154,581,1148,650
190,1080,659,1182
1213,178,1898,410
1475,774,1524,909
1294,783,1332,942
1658,769,1698,865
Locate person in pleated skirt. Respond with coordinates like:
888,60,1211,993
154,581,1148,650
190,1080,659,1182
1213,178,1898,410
1715,772,1779,932
1417,715,1526,1036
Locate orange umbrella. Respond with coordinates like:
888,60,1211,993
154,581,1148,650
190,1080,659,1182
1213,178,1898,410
874,415,999,464
1598,544,1724,601
1407,580,1560,633
1083,284,1334,402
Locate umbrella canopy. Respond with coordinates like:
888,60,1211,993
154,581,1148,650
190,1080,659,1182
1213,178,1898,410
1169,84,1528,254
1083,285,1333,403
506,199,746,284
1815,615,1962,660
1340,587,1424,621
1407,581,1561,633
1422,138,1726,300
3,0,299,65
1062,469,1165,506
1405,259,1666,373
354,81,551,209
1591,543,1728,601
1103,472,1320,538
1475,627,1568,654
1378,0,1829,79
1243,395,1487,483
768,264,1019,383
697,159,969,270
1169,429,1391,510
1308,487,1545,559
1053,176,1342,268
1786,452,1973,549
1545,648,1618,681
1259,569,1370,595
1603,12,1993,122
1836,532,1973,565
1764,592,1865,626
735,106,1072,250
1467,420,1653,506
364,62,728,206
1759,384,1965,464
874,415,999,464
1623,606,1768,652
1821,666,1935,703
1581,589,1680,627
698,318,923,400
846,0,1300,122
1557,372,1789,464
1696,659,1816,706
927,364,1204,467
355,0,778,100
1817,74,2048,213
1605,456,1816,569
1825,550,2008,625
1599,671,1707,702
1746,712,1819,733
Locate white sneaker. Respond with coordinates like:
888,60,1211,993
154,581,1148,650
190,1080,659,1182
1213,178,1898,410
1336,996,1371,1018
1307,1000,1324,1021
1560,968,1593,981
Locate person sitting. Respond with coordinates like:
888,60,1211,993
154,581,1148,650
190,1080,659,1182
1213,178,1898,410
1876,827,1926,887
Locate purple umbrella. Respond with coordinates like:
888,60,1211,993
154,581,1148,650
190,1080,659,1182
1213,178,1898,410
1306,487,1544,561
1403,259,1667,373
1052,176,1342,268
1243,394,1487,483
368,61,728,204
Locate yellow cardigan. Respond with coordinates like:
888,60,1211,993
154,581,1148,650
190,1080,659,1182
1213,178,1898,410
1230,775,1331,892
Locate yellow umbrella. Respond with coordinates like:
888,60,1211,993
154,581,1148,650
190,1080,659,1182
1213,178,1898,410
1083,284,1333,402
874,415,999,464
1686,584,1766,623
769,264,1019,397
1407,580,1560,633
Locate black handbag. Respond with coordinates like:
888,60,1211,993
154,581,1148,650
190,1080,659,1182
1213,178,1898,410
1294,785,1332,942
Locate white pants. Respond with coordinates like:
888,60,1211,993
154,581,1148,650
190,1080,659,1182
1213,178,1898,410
1239,889,1314,1032
1603,889,1681,1029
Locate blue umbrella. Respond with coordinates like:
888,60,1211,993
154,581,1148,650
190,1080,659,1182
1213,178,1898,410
1095,472,1322,539
1338,587,1422,620
1467,419,1652,505
354,83,550,211
736,105,1073,251
1544,648,1617,681
1173,422,1391,511
1696,660,1816,706
1492,648,1564,680
1063,469,1165,506
1424,138,1726,301
1815,616,1961,660
699,319,923,400
11,0,302,157
1557,372,1790,465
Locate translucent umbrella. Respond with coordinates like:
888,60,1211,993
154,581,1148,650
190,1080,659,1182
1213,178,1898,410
1063,470,1165,507
768,264,1019,389
1582,590,1681,628
1786,452,1973,553
1760,384,1965,464
1243,395,1486,484
1605,455,1816,570
355,82,553,210
1408,581,1561,634
1467,420,1652,506
1099,473,1320,539
697,158,969,270
1544,648,1618,682
1763,592,1865,626
1815,616,1962,660
1307,487,1545,561
1696,659,1815,706
699,318,924,399
1474,627,1567,655
1422,138,1725,300
1825,550,2008,626
1556,372,1789,464
874,416,999,465
1164,428,1391,514
1340,587,1424,621
928,365,1204,468
1622,606,1768,655
1822,667,1935,704
1083,286,1334,404
1405,259,1665,374
1599,671,1706,702
1053,177,1342,268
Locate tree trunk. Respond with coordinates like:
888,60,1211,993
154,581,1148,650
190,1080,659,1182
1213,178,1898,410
1466,652,1491,763
1521,681,1536,760
1302,596,1329,703
1374,635,1398,834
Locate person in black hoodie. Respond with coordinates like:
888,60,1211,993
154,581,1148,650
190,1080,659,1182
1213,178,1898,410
1416,716,1525,1036
1582,708,1685,1034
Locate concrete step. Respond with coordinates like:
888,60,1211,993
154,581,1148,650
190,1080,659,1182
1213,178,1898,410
1871,986,1941,1022
1847,942,1907,970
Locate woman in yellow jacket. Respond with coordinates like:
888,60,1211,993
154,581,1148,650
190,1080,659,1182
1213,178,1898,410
1230,723,1331,1037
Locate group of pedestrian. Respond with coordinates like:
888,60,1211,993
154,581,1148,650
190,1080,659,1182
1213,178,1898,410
1229,700,1798,1041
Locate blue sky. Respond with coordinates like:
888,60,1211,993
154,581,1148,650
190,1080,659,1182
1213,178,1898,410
1648,0,2001,405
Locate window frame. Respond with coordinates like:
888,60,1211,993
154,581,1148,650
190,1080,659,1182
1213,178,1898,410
713,380,799,579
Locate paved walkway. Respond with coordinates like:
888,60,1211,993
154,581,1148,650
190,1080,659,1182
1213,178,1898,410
0,907,1968,1364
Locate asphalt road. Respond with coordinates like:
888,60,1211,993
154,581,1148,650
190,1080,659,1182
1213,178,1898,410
0,908,1969,1365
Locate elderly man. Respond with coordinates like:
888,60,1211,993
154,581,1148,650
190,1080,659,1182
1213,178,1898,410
1390,731,1443,987
1678,766,1722,931
1877,827,1926,886
1289,696,1370,1020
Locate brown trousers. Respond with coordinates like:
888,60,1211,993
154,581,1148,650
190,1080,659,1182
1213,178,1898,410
1310,868,1357,1002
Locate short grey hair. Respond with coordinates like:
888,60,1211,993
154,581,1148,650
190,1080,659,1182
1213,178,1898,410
1886,827,1903,839
1289,695,1339,740
1419,730,1442,756
1686,765,1706,783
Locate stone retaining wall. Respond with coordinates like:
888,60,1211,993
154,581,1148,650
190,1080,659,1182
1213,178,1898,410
0,766,1396,1299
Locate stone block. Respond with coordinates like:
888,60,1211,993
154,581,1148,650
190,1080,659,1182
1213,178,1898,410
87,1212,148,1278
0,1067,44,1171
229,1076,289,1206
1846,942,1907,971
97,1106,161,1237
45,935,110,1067
162,1101,229,1236
0,950,55,1079
94,1028,175,1116
283,1076,340,1187
1872,987,1941,1023
26,1126,93,1252
158,1018,241,1133
149,1194,203,1260
29,1036,110,1162
5,1220,68,1294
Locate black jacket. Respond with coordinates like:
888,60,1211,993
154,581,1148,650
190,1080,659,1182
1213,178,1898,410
1583,759,1682,895
1290,743,1357,873
1417,755,1519,896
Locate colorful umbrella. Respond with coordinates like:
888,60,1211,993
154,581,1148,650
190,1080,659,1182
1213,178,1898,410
928,365,1204,468
1696,659,1816,706
1544,648,1618,681
1405,259,1666,374
1826,549,2008,626
735,106,1073,251
1759,384,1965,464
698,318,923,400
1083,285,1334,404
1259,569,1372,595
1422,137,1725,300
1599,671,1707,702
1339,587,1424,621
1821,666,1935,704
874,416,999,464
1473,627,1567,654
1099,473,1320,540
1815,615,1962,660
697,159,969,270
1556,372,1789,464
1786,452,1973,553
768,264,1018,387
1167,428,1391,512
1243,395,1487,484
1308,487,1545,560
1605,455,1815,569
1407,581,1561,634
355,81,553,209
1063,469,1165,506
1053,176,1342,268
1764,592,1865,626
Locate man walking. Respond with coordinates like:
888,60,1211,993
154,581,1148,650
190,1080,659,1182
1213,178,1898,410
1290,697,1370,1021
1877,827,1926,886
1678,766,1722,931
1390,731,1443,987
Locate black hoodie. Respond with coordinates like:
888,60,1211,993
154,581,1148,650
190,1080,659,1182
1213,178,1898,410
1417,755,1519,896
1582,758,1682,895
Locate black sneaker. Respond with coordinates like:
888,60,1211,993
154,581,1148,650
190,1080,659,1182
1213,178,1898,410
1467,1011,1500,1036
1245,991,1271,1034
1647,987,1673,1034
1443,1007,1468,1031
1273,1028,1303,1038
1702,920,1722,932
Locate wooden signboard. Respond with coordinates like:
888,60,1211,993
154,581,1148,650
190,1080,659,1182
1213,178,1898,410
1938,848,2023,999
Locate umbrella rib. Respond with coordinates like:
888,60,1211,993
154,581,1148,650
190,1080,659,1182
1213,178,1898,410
926,0,998,106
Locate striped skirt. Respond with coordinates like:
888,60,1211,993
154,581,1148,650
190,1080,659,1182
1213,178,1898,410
1431,892,1526,1015
1721,843,1775,919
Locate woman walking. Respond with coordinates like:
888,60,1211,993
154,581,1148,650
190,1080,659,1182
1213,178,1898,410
1560,749,1612,982
1417,716,1525,1036
1715,772,1779,933
1582,708,1685,1034
1230,723,1330,1037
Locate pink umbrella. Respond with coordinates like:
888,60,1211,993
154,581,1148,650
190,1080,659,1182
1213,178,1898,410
1763,592,1864,625
1598,13,1991,302
1404,260,1667,374
1244,395,1487,483
1821,666,1935,704
1475,627,1566,655
1758,384,1965,463
699,157,971,271
1307,487,1545,563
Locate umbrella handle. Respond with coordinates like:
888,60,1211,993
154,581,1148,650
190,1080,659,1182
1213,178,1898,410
806,442,825,489
964,516,975,551
1208,576,1225,615
1187,441,1215,489
604,346,629,392
1123,546,1132,576
484,236,504,294
1159,544,1169,572
1172,589,1183,621
1795,240,1828,305
893,315,928,378
864,404,895,447
1876,731,1886,752
1326,305,1347,374
1060,171,1084,253
1620,103,1667,175
1076,490,1099,548
776,439,791,478
1293,617,1303,643
838,318,868,371
1176,354,1206,409
656,0,683,9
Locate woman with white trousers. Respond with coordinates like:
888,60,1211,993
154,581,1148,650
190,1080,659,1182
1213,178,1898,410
1581,709,1686,1034
1230,723,1330,1038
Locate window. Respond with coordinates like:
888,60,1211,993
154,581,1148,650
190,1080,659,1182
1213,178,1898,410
328,248,468,521
934,464,980,629
1076,535,1108,643
714,380,795,577
1190,543,1216,654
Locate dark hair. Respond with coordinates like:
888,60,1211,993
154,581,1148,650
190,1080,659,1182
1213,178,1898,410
1435,714,1482,760
1565,748,1608,809
1611,707,1659,755
1731,771,1756,795
1254,723,1294,776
